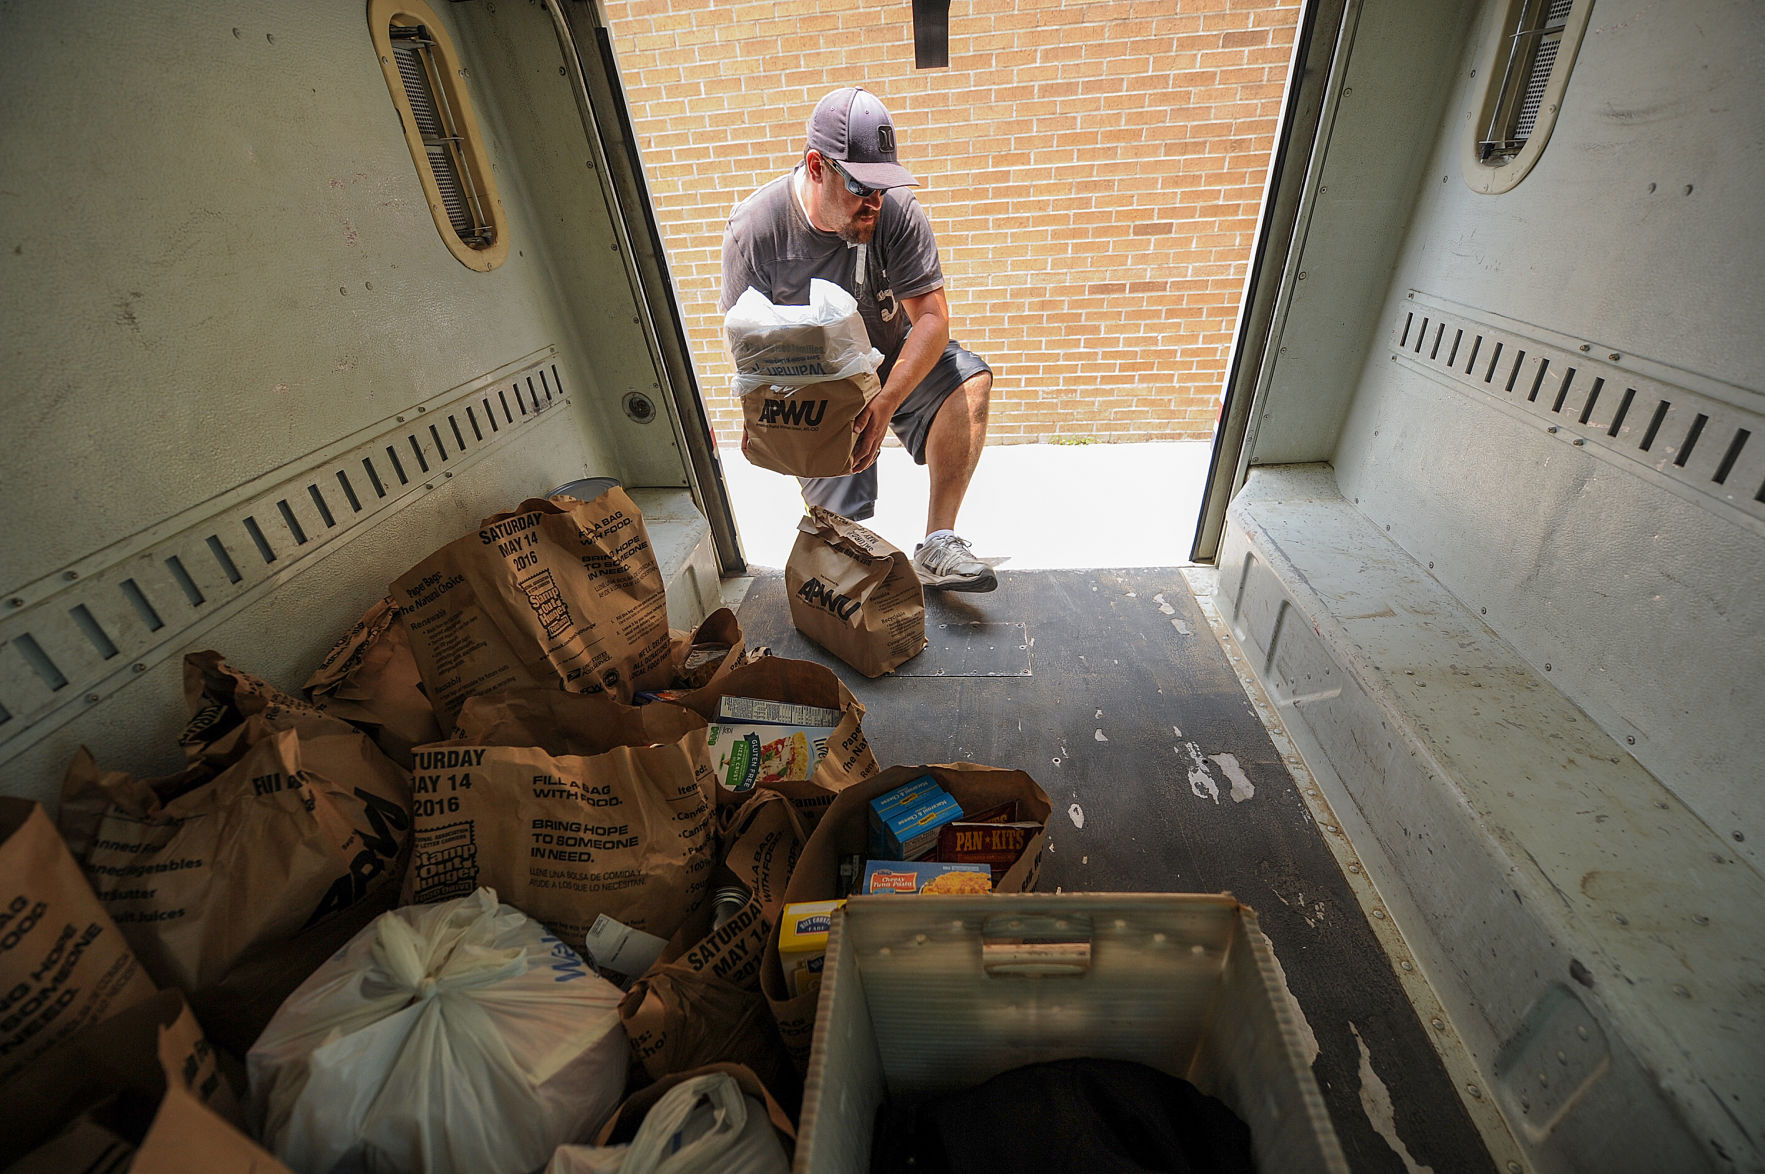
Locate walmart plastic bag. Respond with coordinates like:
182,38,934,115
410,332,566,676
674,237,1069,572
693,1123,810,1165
545,1071,790,1174
725,279,882,396
248,888,629,1174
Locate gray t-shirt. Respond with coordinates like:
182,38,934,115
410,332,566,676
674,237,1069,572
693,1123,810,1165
719,168,945,366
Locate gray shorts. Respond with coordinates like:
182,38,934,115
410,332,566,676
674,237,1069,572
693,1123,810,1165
798,340,991,521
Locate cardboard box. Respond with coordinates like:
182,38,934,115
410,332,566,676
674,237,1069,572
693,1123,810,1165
796,895,1350,1173
707,722,836,793
778,899,846,998
935,821,1040,870
872,793,965,861
859,860,995,895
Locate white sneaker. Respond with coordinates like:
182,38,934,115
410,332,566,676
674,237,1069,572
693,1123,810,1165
912,533,997,592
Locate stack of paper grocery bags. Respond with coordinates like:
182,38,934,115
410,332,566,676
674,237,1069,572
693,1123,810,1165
0,484,1054,1174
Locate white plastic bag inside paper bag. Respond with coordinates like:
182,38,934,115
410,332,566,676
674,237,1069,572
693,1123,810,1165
725,279,882,396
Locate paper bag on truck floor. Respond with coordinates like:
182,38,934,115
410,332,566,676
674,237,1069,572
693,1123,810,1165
760,763,1052,1070
671,654,880,827
391,490,673,727
58,652,412,994
0,798,158,1087
617,790,805,1089
401,689,714,947
0,988,289,1174
304,595,442,767
740,372,882,479
786,507,926,677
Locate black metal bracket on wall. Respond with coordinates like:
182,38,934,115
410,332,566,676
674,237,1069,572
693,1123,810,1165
913,0,950,68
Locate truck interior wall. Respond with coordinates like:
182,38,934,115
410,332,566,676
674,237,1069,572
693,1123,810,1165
1220,0,1764,1168
1328,0,1764,859
0,3,706,808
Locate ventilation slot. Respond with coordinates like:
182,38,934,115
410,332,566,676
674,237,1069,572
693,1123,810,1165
120,579,164,632
1527,358,1550,403
1464,334,1482,375
1577,377,1604,424
1506,350,1527,393
1551,368,1575,413
206,537,244,583
1608,388,1636,437
70,605,119,660
276,500,309,545
467,406,484,440
1484,342,1504,383
308,485,338,528
499,389,515,422
361,455,386,497
408,435,430,474
1638,401,1670,452
1674,414,1708,468
450,416,467,452
166,556,205,607
13,634,67,692
386,447,409,485
1401,312,1414,348
1713,429,1749,485
484,397,502,430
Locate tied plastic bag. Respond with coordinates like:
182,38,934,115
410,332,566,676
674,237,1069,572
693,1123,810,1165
546,1070,791,1174
724,279,882,396
248,888,629,1174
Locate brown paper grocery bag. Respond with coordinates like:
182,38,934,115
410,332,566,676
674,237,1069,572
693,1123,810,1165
740,372,881,478
391,490,673,726
786,507,926,677
401,690,714,946
0,989,287,1172
0,799,157,1087
673,654,879,827
59,654,412,994
760,763,1053,1070
658,607,748,697
305,596,442,767
618,791,805,1084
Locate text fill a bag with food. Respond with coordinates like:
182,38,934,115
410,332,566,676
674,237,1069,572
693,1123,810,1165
786,508,927,677
760,763,1052,1069
58,653,412,994
0,798,157,1086
401,689,714,946
391,491,673,726
726,280,883,478
248,888,628,1174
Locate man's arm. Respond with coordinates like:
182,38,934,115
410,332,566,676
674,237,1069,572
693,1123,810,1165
851,285,950,472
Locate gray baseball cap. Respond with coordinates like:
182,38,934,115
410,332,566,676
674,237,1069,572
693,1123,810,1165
805,87,919,190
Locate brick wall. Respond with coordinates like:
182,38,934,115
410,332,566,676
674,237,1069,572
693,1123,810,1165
600,0,1300,445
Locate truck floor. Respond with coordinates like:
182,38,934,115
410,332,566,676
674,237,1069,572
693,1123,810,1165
734,567,1495,1174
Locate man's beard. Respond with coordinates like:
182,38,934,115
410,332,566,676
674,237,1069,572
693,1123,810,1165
837,211,878,245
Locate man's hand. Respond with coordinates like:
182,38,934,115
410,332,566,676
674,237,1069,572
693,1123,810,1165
851,393,896,473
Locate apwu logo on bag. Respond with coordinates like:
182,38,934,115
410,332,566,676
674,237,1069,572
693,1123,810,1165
758,396,828,427
797,577,861,621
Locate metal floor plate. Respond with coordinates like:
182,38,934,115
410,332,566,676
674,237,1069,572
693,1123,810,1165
890,619,1031,677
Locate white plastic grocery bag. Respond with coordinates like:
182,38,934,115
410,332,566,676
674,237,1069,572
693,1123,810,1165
248,888,629,1174
725,279,882,396
545,1071,790,1174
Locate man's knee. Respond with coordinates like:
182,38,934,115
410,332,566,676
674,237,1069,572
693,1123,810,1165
959,370,991,425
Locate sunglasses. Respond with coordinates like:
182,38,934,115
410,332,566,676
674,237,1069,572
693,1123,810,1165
823,156,881,199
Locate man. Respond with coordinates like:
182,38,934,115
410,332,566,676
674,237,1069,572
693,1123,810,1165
720,86,997,592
